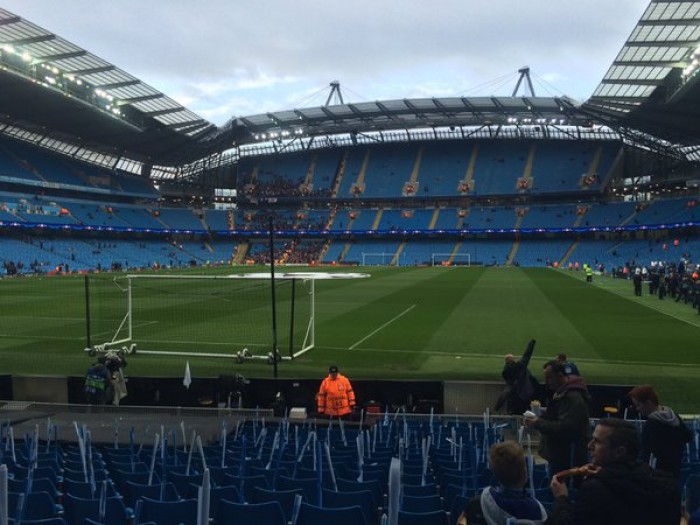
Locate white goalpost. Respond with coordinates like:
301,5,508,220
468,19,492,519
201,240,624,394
361,252,395,266
85,271,368,364
431,253,471,266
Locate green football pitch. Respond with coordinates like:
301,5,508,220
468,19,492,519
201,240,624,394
1,266,699,412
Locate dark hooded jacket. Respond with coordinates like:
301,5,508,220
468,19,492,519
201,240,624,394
642,406,692,477
534,376,590,475
547,460,681,525
495,340,539,415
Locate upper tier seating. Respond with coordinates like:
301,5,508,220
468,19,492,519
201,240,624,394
0,136,158,199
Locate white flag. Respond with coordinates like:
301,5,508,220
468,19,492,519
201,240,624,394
183,361,192,389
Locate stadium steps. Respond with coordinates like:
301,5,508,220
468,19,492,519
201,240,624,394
371,209,384,230
339,243,352,262
464,143,479,191
559,240,579,266
250,165,260,184
106,208,134,228
618,209,640,227
318,240,332,263
517,143,536,192
572,209,587,228
506,240,520,265
448,242,463,264
233,241,249,264
428,209,440,230
326,208,337,230
599,146,624,189
580,146,604,190
456,211,467,229
151,212,171,229
391,242,406,265
406,145,424,195
330,150,349,198
305,154,317,186
354,149,371,194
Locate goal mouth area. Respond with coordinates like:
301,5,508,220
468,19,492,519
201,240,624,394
86,271,370,363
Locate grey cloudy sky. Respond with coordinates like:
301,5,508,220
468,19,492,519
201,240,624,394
3,0,650,126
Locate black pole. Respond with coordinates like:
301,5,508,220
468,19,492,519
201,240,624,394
268,217,279,379
84,274,92,350
288,278,296,358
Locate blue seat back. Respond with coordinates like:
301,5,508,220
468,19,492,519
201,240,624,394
217,499,286,525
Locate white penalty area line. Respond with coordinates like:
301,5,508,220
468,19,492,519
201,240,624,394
349,304,416,350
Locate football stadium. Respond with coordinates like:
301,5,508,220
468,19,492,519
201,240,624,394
1,2,700,523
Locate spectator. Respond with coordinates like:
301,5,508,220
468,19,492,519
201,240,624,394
548,418,680,525
628,384,692,478
317,365,355,419
84,362,111,405
494,339,539,415
458,441,547,524
524,361,590,476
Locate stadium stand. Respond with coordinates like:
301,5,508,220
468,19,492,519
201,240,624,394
1,3,700,522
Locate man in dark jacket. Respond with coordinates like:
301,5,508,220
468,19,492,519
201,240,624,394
495,339,538,415
628,384,692,478
547,418,680,525
524,361,590,476
84,362,111,405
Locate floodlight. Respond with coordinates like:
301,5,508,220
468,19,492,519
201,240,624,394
21,51,31,62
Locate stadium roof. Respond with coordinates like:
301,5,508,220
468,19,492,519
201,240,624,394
216,94,593,144
0,1,699,173
584,0,700,145
0,8,219,166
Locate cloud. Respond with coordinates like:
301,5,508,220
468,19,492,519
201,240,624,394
1,0,651,125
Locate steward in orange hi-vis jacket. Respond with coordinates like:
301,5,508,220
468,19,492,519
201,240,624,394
317,365,356,417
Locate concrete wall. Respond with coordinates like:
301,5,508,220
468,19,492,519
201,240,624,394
5,375,632,417
12,375,69,403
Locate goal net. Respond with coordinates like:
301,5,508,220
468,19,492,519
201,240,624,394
431,253,471,266
361,252,395,266
85,273,314,361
